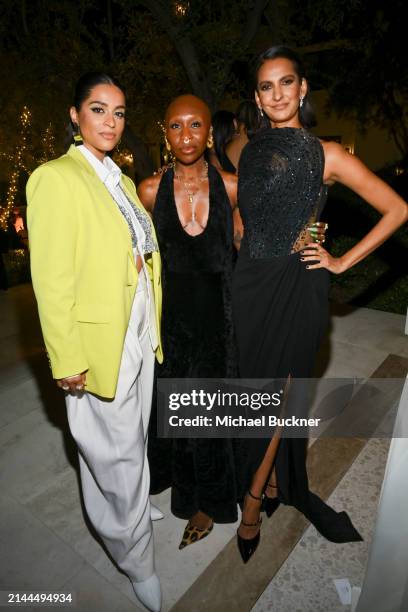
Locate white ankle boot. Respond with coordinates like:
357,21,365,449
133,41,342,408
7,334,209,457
132,573,162,611
150,504,164,521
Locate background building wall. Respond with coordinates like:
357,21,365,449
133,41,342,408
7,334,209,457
312,91,401,171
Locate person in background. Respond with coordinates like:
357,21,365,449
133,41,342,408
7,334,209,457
27,72,163,612
225,99,259,172
12,207,25,233
209,109,237,173
8,207,25,249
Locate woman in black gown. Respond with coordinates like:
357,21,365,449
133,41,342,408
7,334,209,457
232,46,408,562
138,94,241,549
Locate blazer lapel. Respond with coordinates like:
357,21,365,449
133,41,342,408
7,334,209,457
67,146,134,258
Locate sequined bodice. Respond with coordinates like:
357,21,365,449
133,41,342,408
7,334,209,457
238,127,327,259
120,188,158,253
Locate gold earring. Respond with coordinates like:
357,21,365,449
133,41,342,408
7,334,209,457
207,130,214,149
73,123,83,146
164,135,172,152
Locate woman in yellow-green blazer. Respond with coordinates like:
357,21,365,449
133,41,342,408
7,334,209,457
27,139,162,398
27,73,163,612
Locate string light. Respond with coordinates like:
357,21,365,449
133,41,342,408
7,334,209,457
113,149,134,167
173,1,189,18
38,123,56,165
0,106,31,231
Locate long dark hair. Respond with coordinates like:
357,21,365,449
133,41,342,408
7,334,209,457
254,45,316,129
212,110,236,163
236,99,259,139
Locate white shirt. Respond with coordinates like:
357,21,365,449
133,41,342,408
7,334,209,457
78,144,156,251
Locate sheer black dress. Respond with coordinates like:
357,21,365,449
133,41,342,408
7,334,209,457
232,127,362,543
148,164,239,523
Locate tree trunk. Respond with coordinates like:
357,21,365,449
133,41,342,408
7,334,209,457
139,0,270,110
138,0,216,108
21,0,29,36
123,125,155,185
384,90,408,160
241,0,270,49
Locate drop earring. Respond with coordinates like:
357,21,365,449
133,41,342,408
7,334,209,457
207,128,214,149
258,107,264,117
164,135,172,152
73,123,83,146
299,96,304,108
163,134,175,165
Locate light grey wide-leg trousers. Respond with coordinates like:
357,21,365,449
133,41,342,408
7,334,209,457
66,274,155,582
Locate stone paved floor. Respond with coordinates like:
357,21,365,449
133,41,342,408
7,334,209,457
0,284,406,611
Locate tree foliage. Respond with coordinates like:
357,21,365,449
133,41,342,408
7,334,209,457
298,0,408,159
0,0,406,188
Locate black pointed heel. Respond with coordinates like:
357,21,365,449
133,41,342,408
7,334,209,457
264,483,280,518
237,490,263,564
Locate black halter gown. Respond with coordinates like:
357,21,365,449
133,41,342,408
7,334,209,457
232,127,362,543
148,164,239,523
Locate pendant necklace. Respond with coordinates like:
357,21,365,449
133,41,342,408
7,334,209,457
175,161,208,227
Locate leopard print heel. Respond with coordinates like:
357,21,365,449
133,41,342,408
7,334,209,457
178,520,214,550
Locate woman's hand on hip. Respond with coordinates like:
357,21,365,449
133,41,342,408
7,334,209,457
300,242,346,274
57,372,87,393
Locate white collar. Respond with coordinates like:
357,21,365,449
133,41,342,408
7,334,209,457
78,144,122,189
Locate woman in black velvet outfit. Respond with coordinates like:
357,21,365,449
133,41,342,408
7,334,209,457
232,46,408,563
138,94,241,549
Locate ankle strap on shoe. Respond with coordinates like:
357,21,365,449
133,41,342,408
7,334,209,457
247,489,263,501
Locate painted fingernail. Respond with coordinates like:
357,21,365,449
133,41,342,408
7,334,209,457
62,386,69,391
300,257,305,261
306,265,311,269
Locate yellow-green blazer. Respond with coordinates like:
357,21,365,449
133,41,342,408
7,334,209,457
27,144,162,399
